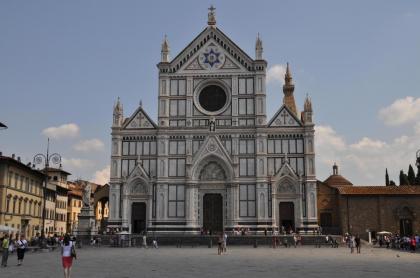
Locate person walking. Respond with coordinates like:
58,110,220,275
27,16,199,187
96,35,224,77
223,231,228,253
142,233,148,249
217,234,223,255
355,234,361,254
16,234,28,266
410,236,416,253
61,234,76,278
1,233,9,267
349,235,355,254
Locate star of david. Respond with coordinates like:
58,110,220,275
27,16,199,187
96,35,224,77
203,49,221,67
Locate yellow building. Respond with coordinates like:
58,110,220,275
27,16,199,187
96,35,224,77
0,154,44,239
46,167,70,236
67,181,83,234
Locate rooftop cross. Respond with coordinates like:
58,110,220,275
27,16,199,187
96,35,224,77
208,5,216,26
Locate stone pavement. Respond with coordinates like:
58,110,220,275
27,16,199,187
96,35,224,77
1,246,419,278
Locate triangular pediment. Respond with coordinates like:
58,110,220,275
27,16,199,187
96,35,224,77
122,106,157,130
191,134,233,168
268,105,302,127
126,163,150,184
170,27,254,73
275,161,299,180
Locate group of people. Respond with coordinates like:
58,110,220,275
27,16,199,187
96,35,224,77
378,234,418,252
344,234,362,254
1,233,28,267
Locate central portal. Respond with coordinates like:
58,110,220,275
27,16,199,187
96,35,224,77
203,194,223,233
131,202,146,234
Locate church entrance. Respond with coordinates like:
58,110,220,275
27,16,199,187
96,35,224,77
279,202,295,232
131,202,146,234
203,194,223,233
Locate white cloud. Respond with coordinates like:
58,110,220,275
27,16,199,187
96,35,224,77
62,158,95,169
378,96,420,126
92,165,110,185
73,139,105,152
42,123,80,139
267,64,286,84
316,123,420,185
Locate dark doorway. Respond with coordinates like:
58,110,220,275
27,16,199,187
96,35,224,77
320,212,332,227
132,202,146,234
279,202,295,232
400,219,413,236
203,194,223,233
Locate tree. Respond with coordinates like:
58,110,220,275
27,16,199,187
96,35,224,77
389,180,396,186
416,164,420,185
408,164,416,185
399,170,410,186
385,168,390,186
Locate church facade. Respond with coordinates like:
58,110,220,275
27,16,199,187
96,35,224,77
108,8,318,234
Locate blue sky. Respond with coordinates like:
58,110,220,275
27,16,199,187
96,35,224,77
1,1,419,184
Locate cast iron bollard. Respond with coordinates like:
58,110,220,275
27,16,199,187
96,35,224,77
254,238,258,248
208,238,213,248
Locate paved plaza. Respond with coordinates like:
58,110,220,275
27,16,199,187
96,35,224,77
1,246,419,278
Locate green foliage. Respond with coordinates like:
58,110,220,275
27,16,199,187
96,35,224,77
385,168,390,186
408,165,416,185
389,180,396,186
399,170,410,186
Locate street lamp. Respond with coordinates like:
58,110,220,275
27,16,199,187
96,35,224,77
33,138,62,240
0,122,7,130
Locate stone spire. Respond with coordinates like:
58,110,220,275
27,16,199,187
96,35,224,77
113,97,123,127
207,5,216,26
304,94,312,112
161,34,170,63
302,94,313,124
255,33,263,60
283,63,298,115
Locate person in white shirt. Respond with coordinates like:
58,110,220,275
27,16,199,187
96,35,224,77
61,234,76,278
16,234,28,266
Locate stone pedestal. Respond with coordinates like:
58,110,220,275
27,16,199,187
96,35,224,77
76,207,97,244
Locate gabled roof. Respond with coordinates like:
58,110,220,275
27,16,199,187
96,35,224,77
164,26,256,73
122,105,157,130
268,105,303,127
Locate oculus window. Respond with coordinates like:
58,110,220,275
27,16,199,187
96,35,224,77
198,85,227,112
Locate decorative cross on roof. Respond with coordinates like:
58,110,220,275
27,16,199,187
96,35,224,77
208,5,216,26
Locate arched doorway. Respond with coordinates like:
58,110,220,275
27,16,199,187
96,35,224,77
203,194,223,233
279,202,295,232
131,202,146,234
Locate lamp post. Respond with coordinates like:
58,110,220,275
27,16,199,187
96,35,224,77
33,138,62,240
0,122,7,130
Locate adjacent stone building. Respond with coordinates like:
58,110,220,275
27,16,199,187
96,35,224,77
108,7,318,234
67,181,83,234
318,164,420,238
0,153,44,238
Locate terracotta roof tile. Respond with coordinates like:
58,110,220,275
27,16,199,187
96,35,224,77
336,186,420,195
324,174,353,187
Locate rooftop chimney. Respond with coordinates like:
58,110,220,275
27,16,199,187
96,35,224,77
17,156,21,162
12,154,15,159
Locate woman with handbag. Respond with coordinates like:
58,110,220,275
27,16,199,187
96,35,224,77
16,234,27,266
61,234,76,278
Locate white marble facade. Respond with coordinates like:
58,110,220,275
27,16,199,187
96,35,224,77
108,8,318,234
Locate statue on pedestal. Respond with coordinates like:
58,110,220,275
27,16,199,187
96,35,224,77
82,181,91,208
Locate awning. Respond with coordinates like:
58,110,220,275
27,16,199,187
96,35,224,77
0,225,18,232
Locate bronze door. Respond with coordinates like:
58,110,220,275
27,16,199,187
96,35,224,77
132,202,146,234
203,194,223,233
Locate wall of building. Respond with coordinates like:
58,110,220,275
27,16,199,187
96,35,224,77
0,159,43,239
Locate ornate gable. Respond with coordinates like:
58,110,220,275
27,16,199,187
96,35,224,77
169,27,254,73
268,105,302,127
122,106,157,130
190,134,234,180
125,164,150,195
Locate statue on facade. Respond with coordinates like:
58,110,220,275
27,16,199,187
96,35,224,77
82,181,91,207
208,5,216,26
